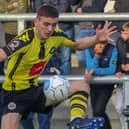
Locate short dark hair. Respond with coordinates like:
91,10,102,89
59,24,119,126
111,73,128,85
37,5,59,18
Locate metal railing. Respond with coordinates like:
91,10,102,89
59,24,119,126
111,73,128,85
0,13,129,33
0,75,124,83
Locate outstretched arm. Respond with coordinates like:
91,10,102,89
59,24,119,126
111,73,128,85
75,21,117,50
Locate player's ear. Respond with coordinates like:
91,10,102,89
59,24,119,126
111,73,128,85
33,18,39,27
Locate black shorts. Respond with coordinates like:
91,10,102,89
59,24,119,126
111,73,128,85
1,86,48,118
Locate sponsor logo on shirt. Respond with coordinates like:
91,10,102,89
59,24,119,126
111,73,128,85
29,61,47,76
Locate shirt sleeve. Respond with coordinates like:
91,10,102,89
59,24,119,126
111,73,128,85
62,37,75,48
2,39,29,56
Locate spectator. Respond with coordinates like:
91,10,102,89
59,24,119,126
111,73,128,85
0,0,28,43
113,0,129,39
104,0,129,45
105,1,129,128
104,0,120,45
0,5,116,129
115,21,129,129
85,41,118,129
75,0,107,67
114,0,129,17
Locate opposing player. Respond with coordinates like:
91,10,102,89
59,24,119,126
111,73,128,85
0,5,117,129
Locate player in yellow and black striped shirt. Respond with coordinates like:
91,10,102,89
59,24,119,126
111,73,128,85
0,5,117,129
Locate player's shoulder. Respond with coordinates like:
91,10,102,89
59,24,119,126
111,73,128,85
3,27,35,55
16,27,35,43
53,28,68,37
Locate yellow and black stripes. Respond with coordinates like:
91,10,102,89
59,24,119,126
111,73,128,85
2,27,75,91
70,91,89,119
9,53,25,80
3,28,34,56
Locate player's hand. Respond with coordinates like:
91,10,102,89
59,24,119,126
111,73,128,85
96,21,117,43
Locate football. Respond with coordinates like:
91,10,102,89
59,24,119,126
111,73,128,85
43,75,70,102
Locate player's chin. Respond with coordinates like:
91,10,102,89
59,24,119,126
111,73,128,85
44,33,52,38
43,35,49,39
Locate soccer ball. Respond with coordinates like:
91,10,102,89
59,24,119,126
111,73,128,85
43,75,70,102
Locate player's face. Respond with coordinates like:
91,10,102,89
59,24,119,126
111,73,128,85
34,16,58,39
121,28,129,41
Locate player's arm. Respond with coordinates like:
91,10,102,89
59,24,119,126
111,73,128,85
75,35,98,49
0,48,7,62
74,21,117,50
0,39,29,62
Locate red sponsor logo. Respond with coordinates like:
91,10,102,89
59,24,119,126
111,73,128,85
29,61,46,76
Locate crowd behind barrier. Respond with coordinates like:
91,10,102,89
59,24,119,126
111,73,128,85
0,13,129,103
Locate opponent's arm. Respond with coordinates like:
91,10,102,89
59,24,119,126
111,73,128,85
74,21,117,50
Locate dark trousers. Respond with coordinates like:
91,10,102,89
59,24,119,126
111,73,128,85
90,84,114,129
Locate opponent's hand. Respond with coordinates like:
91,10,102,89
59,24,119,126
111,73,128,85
96,21,117,43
